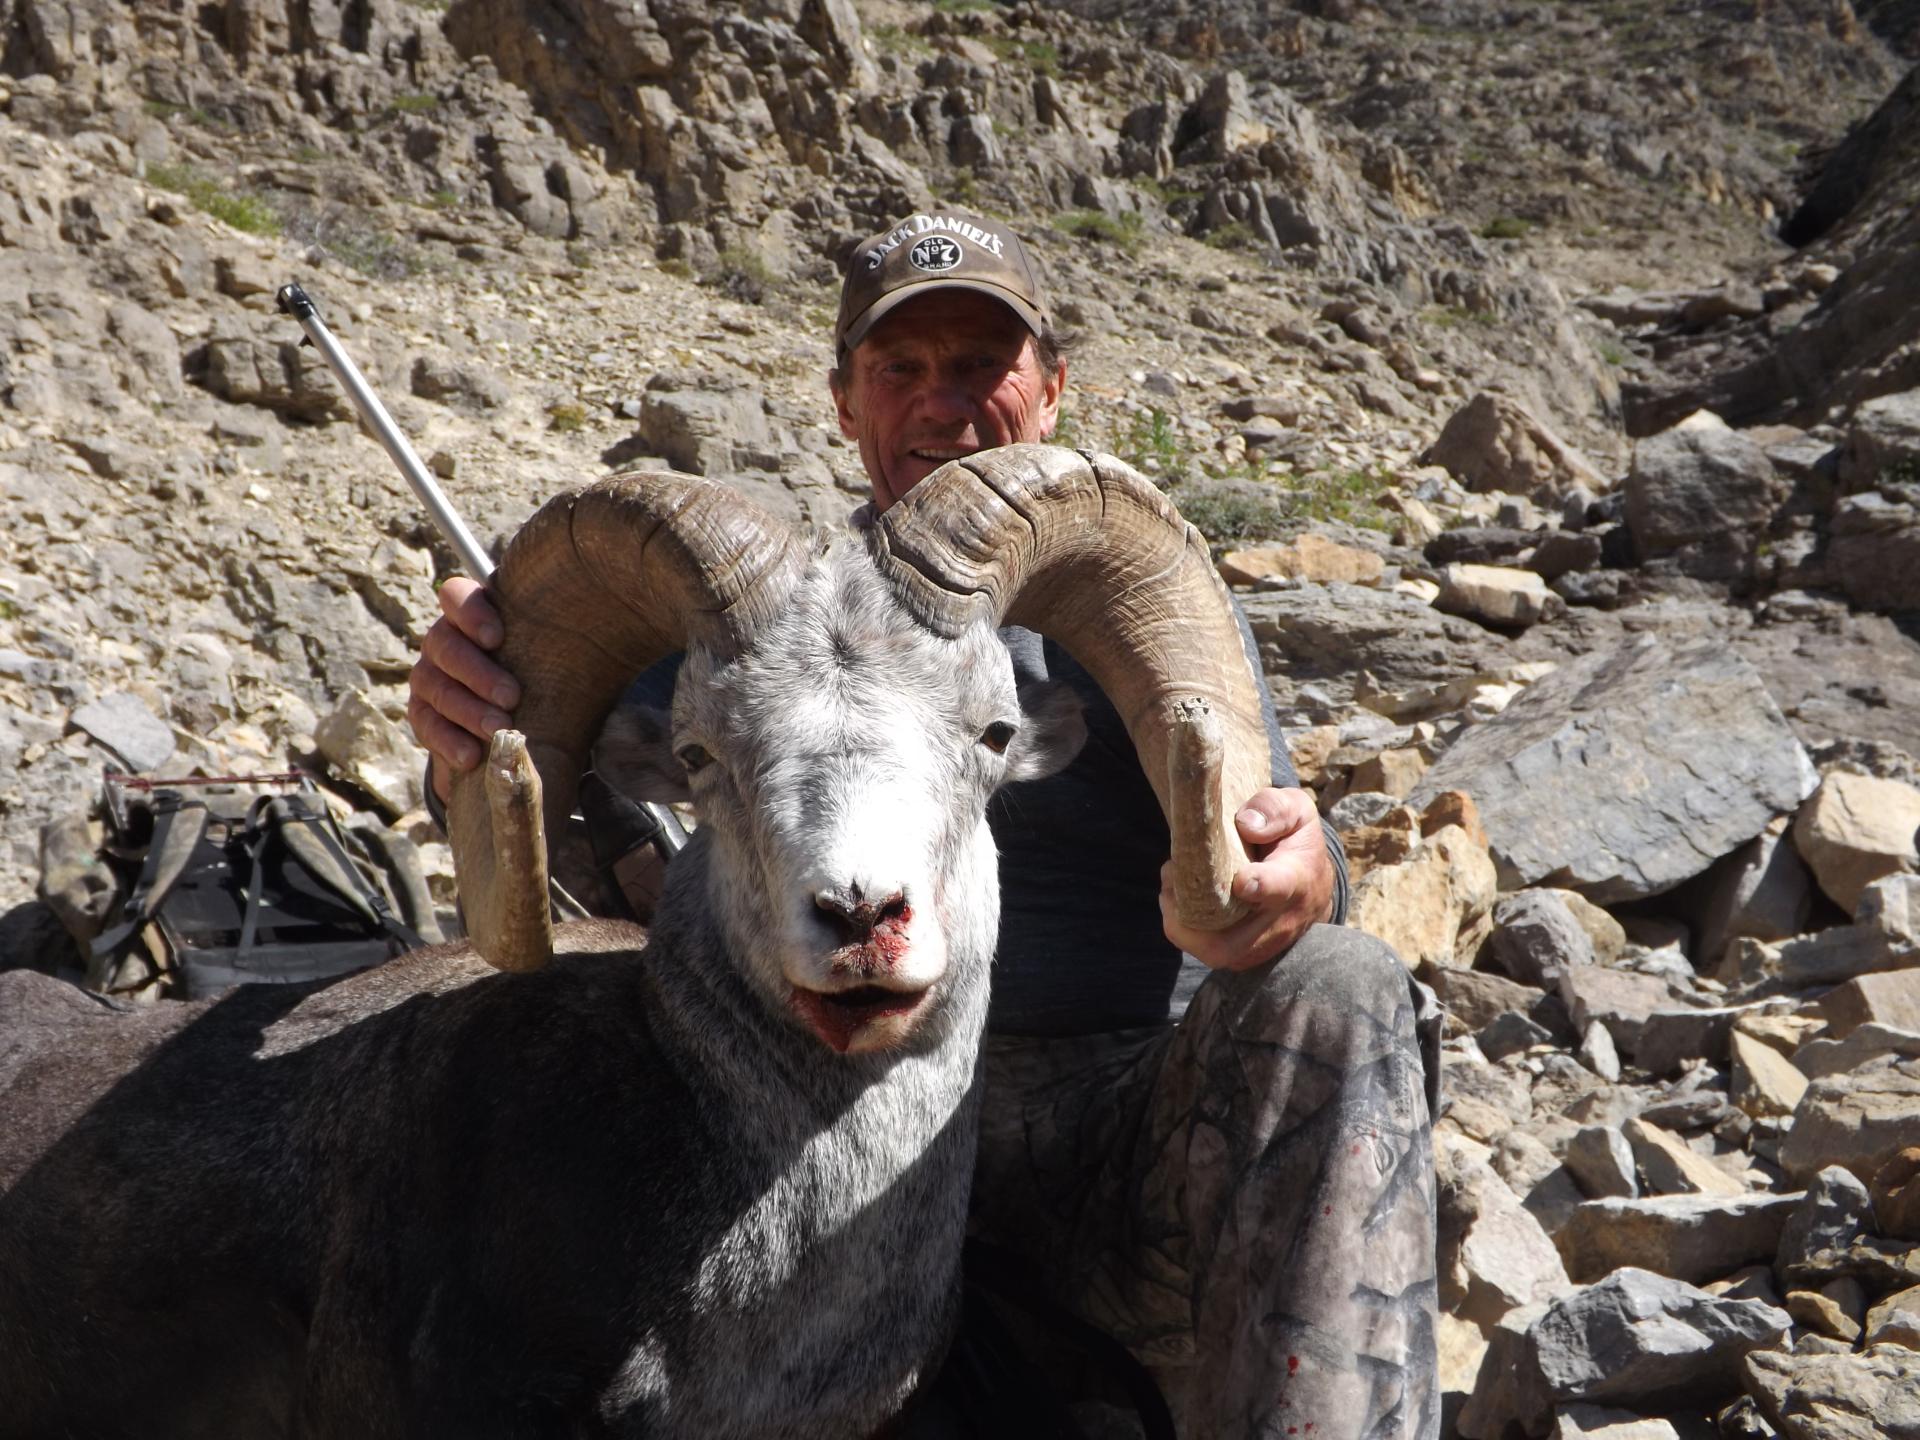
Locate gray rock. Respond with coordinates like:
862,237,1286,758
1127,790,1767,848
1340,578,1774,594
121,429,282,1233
1459,1268,1790,1437
410,354,509,411
1827,488,1920,612
1577,1019,1621,1082
1837,388,1920,493
1557,964,1677,1057
1741,1343,1920,1440
1491,890,1599,986
69,691,175,772
1481,1010,1556,1061
1430,966,1556,1035
1793,1023,1920,1081
1694,827,1816,967
1625,419,1785,581
1776,1167,1875,1286
1564,1125,1638,1201
1411,637,1819,903
1635,1004,1777,1079
1556,1193,1804,1285
1421,391,1607,499
637,371,771,477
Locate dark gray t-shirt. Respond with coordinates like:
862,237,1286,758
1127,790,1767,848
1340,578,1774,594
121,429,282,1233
986,620,1348,1036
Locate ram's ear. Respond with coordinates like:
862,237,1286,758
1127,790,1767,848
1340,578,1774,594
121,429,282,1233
591,701,691,805
1004,680,1087,784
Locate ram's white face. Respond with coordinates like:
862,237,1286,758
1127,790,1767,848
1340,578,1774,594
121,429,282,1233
595,544,1083,1056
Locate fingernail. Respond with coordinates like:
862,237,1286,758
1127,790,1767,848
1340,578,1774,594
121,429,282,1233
489,682,518,709
1241,875,1262,898
1237,808,1266,830
478,623,503,647
480,709,511,736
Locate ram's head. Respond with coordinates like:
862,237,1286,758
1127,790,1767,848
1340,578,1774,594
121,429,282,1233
446,446,1272,1056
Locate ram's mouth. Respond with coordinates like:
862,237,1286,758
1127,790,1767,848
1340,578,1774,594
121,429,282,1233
790,983,930,1054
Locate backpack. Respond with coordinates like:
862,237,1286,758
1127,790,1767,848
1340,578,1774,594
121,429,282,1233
80,770,434,1000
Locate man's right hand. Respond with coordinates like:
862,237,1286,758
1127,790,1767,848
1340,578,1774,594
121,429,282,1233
408,577,522,804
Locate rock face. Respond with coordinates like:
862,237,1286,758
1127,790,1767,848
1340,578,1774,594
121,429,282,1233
1411,637,1819,902
1792,771,1920,914
1625,415,1786,584
1741,1343,1920,1440
1556,1193,1804,1286
1779,1055,1920,1185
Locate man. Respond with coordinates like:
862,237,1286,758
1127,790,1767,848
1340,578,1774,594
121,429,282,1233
408,211,1438,1438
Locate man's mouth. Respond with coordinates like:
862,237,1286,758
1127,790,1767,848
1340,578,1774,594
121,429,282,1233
789,983,930,1054
909,447,975,464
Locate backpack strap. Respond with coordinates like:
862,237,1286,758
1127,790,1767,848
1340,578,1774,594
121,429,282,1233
88,793,210,979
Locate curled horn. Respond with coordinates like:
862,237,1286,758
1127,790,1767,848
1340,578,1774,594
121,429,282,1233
868,444,1270,932
447,471,806,971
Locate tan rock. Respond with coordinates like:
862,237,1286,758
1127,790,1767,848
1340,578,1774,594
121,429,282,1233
1864,1283,1920,1349
1873,1148,1920,1240
1435,561,1561,629
1437,1310,1491,1398
1730,1028,1810,1119
1549,1406,1681,1440
1816,969,1920,1040
1545,889,1628,964
1349,822,1499,971
1288,724,1341,787
1555,1192,1803,1285
1785,1284,1862,1343
1421,788,1488,846
1733,1011,1824,1057
1217,532,1385,587
1779,1055,1920,1185
1558,966,1675,1056
1350,746,1430,799
1792,772,1920,914
314,689,425,820
1421,390,1609,498
1339,804,1422,885
1624,1117,1746,1197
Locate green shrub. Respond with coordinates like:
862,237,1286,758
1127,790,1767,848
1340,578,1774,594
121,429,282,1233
389,93,439,115
1479,215,1532,240
547,402,589,434
709,245,776,303
1202,221,1257,251
657,257,695,280
146,163,281,236
1051,209,1143,255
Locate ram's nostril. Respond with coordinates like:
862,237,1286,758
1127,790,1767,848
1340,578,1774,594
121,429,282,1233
814,887,909,944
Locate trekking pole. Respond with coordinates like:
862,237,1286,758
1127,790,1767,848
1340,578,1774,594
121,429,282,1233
274,282,688,882
274,282,494,581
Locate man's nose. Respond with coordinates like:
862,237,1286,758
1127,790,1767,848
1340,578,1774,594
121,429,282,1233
917,374,976,425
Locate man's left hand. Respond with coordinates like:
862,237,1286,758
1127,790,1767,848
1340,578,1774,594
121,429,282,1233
1159,786,1336,971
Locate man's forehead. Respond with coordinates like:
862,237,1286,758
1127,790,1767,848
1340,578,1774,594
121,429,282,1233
854,291,1033,353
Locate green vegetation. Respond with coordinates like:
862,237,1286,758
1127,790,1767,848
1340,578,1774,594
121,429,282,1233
546,402,589,434
429,187,460,209
1133,176,1203,206
1121,407,1184,473
1598,341,1628,366
388,93,439,116
146,163,281,236
710,245,777,303
1424,304,1499,329
1202,221,1257,251
1479,215,1532,241
658,257,695,280
0,597,19,621
867,23,932,57
986,35,1058,73
1051,208,1143,255
932,0,998,11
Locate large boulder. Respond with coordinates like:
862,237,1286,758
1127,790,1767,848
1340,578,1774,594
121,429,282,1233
1792,772,1920,914
1411,637,1818,903
1624,414,1786,583
1458,1268,1790,1438
1423,391,1609,500
1741,1344,1920,1440
1556,1192,1804,1286
1779,1055,1920,1186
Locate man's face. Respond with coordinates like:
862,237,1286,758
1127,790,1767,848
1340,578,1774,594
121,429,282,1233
831,290,1066,512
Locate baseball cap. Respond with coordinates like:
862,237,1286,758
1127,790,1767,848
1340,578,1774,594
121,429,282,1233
834,211,1051,357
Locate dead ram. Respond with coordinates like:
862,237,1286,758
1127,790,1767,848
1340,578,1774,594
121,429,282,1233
0,446,1272,1438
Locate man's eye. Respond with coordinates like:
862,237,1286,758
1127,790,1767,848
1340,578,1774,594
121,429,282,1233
979,722,1017,754
676,744,715,774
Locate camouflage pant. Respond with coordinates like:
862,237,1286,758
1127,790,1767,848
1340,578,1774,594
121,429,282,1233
969,925,1440,1440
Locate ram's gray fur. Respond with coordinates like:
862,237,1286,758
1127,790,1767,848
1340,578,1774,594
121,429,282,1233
0,541,1084,1439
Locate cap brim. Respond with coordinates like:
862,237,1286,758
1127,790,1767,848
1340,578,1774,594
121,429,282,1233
839,277,1047,355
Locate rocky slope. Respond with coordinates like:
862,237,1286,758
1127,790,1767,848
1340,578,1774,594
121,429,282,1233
3,1,1920,1434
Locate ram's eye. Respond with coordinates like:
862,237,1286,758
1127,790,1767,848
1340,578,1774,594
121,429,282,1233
979,722,1017,755
676,744,715,774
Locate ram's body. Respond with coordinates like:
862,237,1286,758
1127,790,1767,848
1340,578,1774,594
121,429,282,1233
0,449,1271,1439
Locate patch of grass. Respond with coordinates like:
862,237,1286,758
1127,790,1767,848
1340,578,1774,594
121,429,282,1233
146,163,282,235
1479,215,1532,240
1134,176,1203,205
1285,467,1393,531
546,402,589,434
1121,407,1185,474
142,99,186,119
1599,341,1628,366
293,145,326,163
388,92,438,116
709,245,776,303
1165,478,1294,542
428,187,460,209
276,198,416,278
867,23,932,57
0,597,19,621
657,257,695,280
1052,208,1143,255
1424,304,1498,329
987,35,1058,73
1202,221,1257,250
932,0,998,11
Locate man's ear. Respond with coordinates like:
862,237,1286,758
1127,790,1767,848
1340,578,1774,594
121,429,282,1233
591,701,691,804
829,366,859,441
1003,680,1087,783
1037,358,1066,440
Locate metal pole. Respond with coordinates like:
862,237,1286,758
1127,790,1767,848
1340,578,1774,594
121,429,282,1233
274,282,495,581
